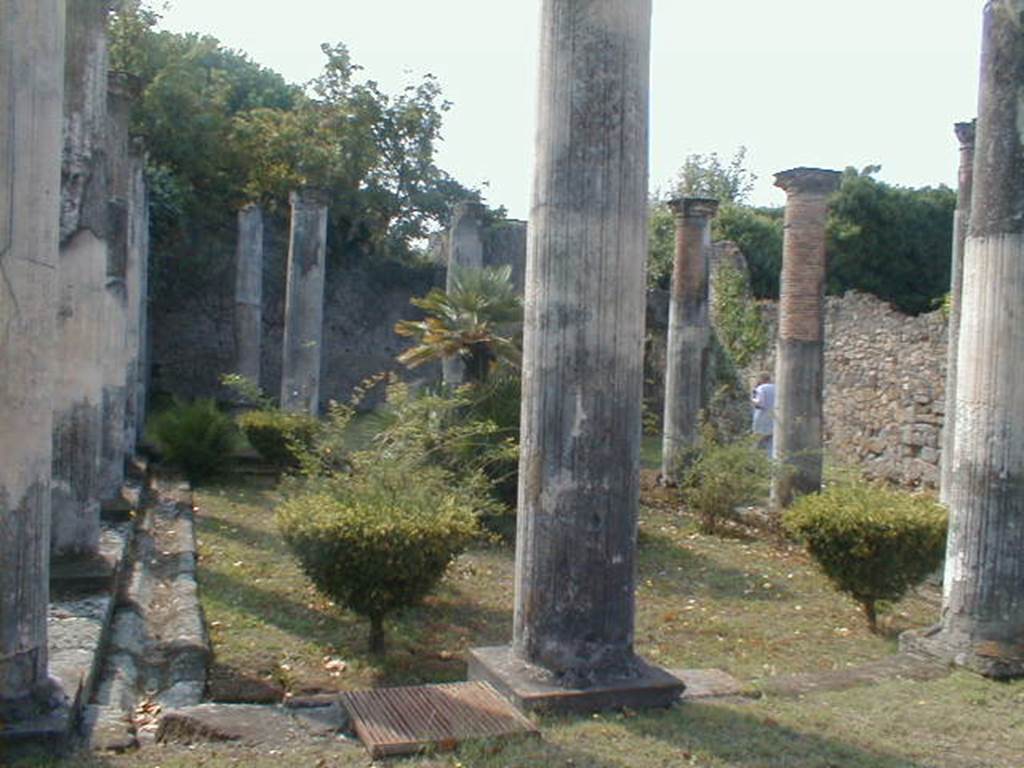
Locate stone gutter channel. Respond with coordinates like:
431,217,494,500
84,475,211,752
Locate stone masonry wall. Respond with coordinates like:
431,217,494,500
748,291,948,489
150,217,442,411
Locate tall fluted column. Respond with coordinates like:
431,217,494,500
771,168,840,508
469,0,682,713
123,138,148,451
234,204,264,386
902,0,1024,679
443,201,486,387
939,121,976,505
99,71,133,499
0,0,67,721
280,188,328,415
51,0,109,555
661,197,718,481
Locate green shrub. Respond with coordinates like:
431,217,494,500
679,430,773,534
277,461,479,652
237,409,320,468
147,398,239,484
784,480,947,632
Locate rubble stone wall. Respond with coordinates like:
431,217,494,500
749,291,948,489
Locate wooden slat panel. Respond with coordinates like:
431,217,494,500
339,681,539,758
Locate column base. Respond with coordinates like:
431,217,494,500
0,676,71,754
467,645,684,714
900,625,1024,680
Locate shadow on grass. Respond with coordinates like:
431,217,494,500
195,510,291,557
617,700,927,768
638,529,790,602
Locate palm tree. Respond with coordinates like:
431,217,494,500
394,265,522,383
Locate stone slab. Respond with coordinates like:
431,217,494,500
669,668,753,699
468,645,684,714
155,703,351,746
759,652,950,697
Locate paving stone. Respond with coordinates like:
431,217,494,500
156,704,349,746
669,668,754,699
757,653,950,697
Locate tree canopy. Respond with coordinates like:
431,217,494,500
109,1,482,306
648,151,955,314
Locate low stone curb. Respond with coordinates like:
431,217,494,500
89,476,211,752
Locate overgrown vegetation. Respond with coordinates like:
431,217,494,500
147,398,239,483
712,263,768,369
678,427,774,534
221,373,320,469
784,478,948,632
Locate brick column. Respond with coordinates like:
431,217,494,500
280,188,328,415
902,0,1024,679
939,120,976,505
771,167,840,508
0,0,67,721
469,0,682,713
661,197,718,481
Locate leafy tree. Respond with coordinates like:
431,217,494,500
646,200,675,289
713,204,784,299
827,167,955,314
394,265,522,382
675,147,757,204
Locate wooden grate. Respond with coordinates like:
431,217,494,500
339,681,539,758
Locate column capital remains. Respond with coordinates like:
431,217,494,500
668,197,719,220
955,119,977,149
289,187,330,208
773,167,841,197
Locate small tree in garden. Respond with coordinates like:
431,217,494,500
395,265,522,383
277,460,479,653
278,376,501,652
784,479,947,632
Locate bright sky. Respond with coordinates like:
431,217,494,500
156,1,983,219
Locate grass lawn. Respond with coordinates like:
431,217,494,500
24,470,1024,768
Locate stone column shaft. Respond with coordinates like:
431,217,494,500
443,201,486,387
772,168,840,508
661,197,718,480
906,0,1024,679
939,121,976,505
512,0,651,683
234,204,264,386
51,0,109,555
0,0,66,719
280,189,328,415
123,140,148,452
99,73,133,499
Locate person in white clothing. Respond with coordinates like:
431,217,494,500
751,372,775,455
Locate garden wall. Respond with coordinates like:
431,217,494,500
746,291,948,489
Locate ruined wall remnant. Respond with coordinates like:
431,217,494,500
234,204,264,387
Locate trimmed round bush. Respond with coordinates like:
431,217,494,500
784,480,947,631
147,398,238,484
277,465,478,652
238,409,319,468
